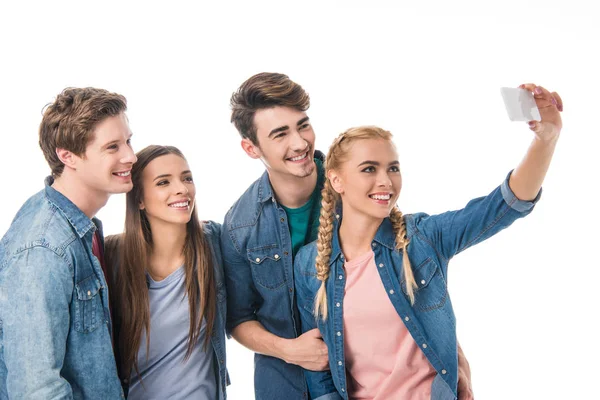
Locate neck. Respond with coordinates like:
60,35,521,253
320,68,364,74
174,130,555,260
51,174,110,219
338,209,383,261
268,163,318,208
147,220,187,281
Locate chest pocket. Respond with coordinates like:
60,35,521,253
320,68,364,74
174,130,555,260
401,258,447,311
73,275,104,333
247,245,287,290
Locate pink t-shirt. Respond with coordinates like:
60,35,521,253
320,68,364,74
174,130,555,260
343,250,436,400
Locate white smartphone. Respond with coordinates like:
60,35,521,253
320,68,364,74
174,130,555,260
500,87,541,122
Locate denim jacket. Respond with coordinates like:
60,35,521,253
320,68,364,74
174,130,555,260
107,221,229,400
295,172,541,400
221,152,325,399
0,177,123,399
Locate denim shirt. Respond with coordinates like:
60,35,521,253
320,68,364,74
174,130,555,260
221,151,325,400
108,221,229,400
295,172,541,400
0,177,123,399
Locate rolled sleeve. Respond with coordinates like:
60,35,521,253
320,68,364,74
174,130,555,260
501,170,542,212
2,246,74,399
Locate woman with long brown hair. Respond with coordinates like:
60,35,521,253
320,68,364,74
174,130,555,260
105,145,228,399
294,83,562,399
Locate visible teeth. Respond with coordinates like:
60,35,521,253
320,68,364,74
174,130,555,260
169,201,189,208
115,171,131,177
289,153,307,162
370,194,391,200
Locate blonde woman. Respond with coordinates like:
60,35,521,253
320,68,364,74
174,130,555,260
294,83,562,400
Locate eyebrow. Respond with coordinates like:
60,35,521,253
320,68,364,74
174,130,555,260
153,170,192,181
357,160,400,167
268,117,311,139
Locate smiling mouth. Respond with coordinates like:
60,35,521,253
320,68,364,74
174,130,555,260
113,171,131,177
369,194,392,201
287,152,309,162
169,201,190,209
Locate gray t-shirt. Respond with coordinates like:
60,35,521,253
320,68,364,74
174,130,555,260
128,265,217,400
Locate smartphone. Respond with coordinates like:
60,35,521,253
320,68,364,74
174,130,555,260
500,87,541,122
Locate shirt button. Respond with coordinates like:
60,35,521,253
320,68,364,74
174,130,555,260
336,214,340,219
422,343,428,349
280,217,285,222
379,263,384,268
340,254,344,260
421,279,426,285
87,290,91,296
372,242,377,248
337,331,341,336
338,361,342,366
389,289,394,294
274,254,280,259
405,316,409,321
338,275,343,280
255,258,260,262
272,197,275,202
284,251,289,256
336,302,340,307
442,369,447,375
341,388,345,392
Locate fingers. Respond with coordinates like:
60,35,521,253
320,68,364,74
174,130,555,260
528,120,543,134
552,91,564,111
520,83,563,112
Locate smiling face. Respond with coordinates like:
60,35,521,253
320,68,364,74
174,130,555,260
242,106,316,181
72,113,137,196
329,138,402,221
138,153,196,227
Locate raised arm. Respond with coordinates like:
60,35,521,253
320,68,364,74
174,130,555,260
509,83,563,200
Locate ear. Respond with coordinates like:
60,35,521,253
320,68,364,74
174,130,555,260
241,138,262,160
56,148,81,171
328,169,344,195
139,199,145,211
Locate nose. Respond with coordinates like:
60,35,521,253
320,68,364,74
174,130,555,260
290,131,309,152
377,171,393,188
175,180,189,195
121,146,137,164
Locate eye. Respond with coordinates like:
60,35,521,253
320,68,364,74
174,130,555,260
107,144,118,151
361,166,376,173
299,123,310,130
184,176,194,183
274,132,286,139
389,165,400,172
157,180,169,186
126,138,132,147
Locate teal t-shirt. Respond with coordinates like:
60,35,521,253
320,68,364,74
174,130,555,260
281,158,324,257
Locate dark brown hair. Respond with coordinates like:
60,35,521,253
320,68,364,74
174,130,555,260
106,145,216,381
230,72,310,144
39,87,127,176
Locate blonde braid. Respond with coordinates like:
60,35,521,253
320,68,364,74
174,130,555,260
390,206,417,304
313,182,336,321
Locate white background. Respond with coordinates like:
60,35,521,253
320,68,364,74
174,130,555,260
1,1,598,399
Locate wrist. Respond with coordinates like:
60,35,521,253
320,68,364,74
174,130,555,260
273,336,290,362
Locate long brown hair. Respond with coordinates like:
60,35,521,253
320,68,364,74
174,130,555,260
314,126,418,321
106,145,216,380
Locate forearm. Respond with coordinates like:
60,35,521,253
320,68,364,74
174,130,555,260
509,135,559,201
231,320,290,361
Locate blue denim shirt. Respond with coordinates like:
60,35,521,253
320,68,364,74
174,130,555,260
108,221,229,400
295,173,541,400
0,177,123,399
221,152,325,400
